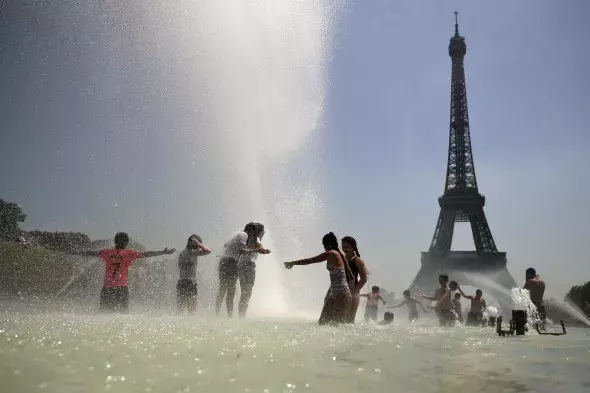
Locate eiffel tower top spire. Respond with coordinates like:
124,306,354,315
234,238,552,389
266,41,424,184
445,11,476,193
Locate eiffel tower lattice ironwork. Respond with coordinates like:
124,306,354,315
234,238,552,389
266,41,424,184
429,12,496,254
409,13,516,310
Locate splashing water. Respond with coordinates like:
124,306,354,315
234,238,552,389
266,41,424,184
175,0,347,316
43,0,348,316
510,288,542,329
546,298,590,326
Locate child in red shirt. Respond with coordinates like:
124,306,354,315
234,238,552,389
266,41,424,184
74,232,175,312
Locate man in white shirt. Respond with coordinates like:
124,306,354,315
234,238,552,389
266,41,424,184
215,223,270,317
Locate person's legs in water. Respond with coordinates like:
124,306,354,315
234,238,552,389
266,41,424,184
439,309,457,326
465,311,476,326
319,293,350,325
364,306,378,322
99,287,114,312
238,260,256,318
331,294,351,324
177,279,198,315
536,303,547,329
177,279,190,315
215,280,227,316
346,291,360,323
187,289,198,314
216,257,239,317
215,265,228,316
319,295,335,325
177,286,187,315
100,287,129,313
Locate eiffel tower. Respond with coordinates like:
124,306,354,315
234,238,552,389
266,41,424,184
409,13,517,311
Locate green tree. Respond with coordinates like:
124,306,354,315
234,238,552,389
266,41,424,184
565,281,590,316
0,199,26,241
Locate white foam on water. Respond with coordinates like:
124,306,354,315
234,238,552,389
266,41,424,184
510,287,542,330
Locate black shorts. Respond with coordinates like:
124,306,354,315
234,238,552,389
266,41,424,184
176,279,198,298
238,260,256,290
219,257,239,285
364,306,378,321
100,286,129,312
466,311,482,326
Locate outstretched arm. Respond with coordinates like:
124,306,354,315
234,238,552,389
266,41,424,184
387,300,406,309
139,248,176,258
284,252,328,269
418,300,428,313
457,285,473,300
421,293,437,301
63,250,101,257
238,244,270,255
379,295,387,305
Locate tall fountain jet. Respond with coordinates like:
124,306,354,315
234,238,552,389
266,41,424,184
47,0,346,317
151,1,345,316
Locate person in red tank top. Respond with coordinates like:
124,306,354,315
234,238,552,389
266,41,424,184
72,232,175,312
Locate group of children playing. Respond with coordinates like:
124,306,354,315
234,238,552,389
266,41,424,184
71,230,545,329
360,273,489,327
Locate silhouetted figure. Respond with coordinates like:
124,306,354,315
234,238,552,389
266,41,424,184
284,232,353,325
341,236,368,323
360,286,386,322
177,234,211,315
524,267,546,328
215,223,270,318
388,290,428,322
69,232,175,313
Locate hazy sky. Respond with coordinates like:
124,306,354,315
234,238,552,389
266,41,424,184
1,0,589,299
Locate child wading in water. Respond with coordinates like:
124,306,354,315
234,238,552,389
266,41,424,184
360,286,387,322
70,232,175,313
453,293,464,323
379,312,394,325
457,285,486,326
388,290,428,322
420,274,457,326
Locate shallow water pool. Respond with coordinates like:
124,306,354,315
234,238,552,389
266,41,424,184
1,310,589,393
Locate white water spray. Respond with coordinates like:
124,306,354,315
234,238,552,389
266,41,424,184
150,1,347,316
510,288,542,329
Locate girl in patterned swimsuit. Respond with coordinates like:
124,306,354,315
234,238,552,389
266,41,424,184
284,232,353,325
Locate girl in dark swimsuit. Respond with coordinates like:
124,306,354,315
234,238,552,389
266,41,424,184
341,236,369,323
284,232,353,325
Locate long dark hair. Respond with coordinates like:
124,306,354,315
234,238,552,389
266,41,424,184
323,232,354,281
341,236,360,257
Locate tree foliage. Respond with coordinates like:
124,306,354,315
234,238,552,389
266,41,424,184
27,230,92,252
565,281,590,316
0,199,26,241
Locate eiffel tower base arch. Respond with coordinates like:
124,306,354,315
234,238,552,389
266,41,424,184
409,251,518,314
